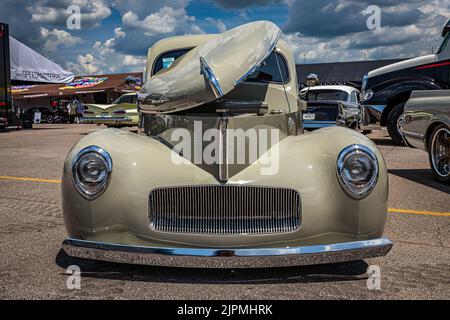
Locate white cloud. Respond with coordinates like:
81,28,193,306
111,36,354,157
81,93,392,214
205,17,227,33
41,27,83,53
122,6,189,36
123,55,144,66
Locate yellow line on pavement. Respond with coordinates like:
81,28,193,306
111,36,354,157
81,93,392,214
0,175,449,217
0,176,62,184
388,208,450,217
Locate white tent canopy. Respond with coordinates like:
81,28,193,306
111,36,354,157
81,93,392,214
9,36,74,84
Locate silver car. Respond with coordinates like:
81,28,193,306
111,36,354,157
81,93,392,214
402,90,450,184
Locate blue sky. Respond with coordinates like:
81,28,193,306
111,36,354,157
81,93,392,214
1,0,449,75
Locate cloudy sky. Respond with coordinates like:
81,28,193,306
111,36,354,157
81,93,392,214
1,0,449,75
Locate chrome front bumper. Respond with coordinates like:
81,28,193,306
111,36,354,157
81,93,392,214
62,237,393,268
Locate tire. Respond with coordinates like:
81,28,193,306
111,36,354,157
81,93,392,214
428,124,450,185
387,102,405,145
46,115,54,124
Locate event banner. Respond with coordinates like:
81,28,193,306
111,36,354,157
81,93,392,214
9,36,74,84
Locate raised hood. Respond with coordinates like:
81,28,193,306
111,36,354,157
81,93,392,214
139,21,281,113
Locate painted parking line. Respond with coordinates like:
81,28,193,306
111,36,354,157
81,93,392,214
0,175,62,184
388,208,450,217
0,175,449,217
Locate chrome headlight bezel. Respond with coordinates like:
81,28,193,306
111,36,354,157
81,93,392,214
336,144,379,199
72,146,112,200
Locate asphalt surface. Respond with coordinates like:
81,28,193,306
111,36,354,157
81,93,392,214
0,124,449,300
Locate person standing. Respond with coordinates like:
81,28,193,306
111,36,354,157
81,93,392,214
67,97,76,123
73,96,84,124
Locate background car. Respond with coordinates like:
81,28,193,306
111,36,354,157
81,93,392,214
23,107,57,123
300,85,361,130
81,93,138,127
401,90,450,184
360,19,450,145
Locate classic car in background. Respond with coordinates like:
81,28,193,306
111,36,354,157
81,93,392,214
61,21,392,268
81,92,138,127
299,85,361,130
401,90,450,184
360,19,450,145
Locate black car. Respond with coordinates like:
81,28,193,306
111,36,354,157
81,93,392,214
23,107,57,123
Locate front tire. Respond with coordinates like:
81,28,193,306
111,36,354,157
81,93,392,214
46,115,54,124
387,102,405,145
428,124,450,184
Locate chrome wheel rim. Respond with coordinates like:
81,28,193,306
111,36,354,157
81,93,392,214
396,115,404,135
431,128,450,177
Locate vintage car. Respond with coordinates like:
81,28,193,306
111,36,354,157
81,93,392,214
299,85,361,130
81,93,138,127
61,21,392,268
401,90,450,184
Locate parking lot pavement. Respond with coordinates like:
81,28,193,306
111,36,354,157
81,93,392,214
0,124,449,299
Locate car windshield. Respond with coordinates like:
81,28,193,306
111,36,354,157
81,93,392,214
245,52,289,84
305,90,349,102
437,32,450,54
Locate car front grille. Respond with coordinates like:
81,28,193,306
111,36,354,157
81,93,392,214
149,185,301,235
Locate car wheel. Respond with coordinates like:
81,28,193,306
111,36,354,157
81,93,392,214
46,115,54,124
387,102,405,145
428,124,450,185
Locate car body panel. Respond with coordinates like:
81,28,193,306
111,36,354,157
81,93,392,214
402,90,450,150
62,126,388,249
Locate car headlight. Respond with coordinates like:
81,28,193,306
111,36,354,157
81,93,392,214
72,146,112,200
336,144,379,199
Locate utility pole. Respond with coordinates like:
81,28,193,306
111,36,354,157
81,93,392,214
85,60,91,75
303,52,308,64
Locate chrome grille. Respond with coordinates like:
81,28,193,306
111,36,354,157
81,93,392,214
149,185,301,235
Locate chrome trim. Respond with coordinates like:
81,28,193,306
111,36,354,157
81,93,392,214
148,185,302,235
336,144,379,200
200,56,224,97
62,237,393,268
402,130,424,139
430,127,450,178
72,146,113,200
81,117,131,122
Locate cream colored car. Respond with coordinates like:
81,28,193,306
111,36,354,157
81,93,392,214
61,21,392,268
81,93,138,127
